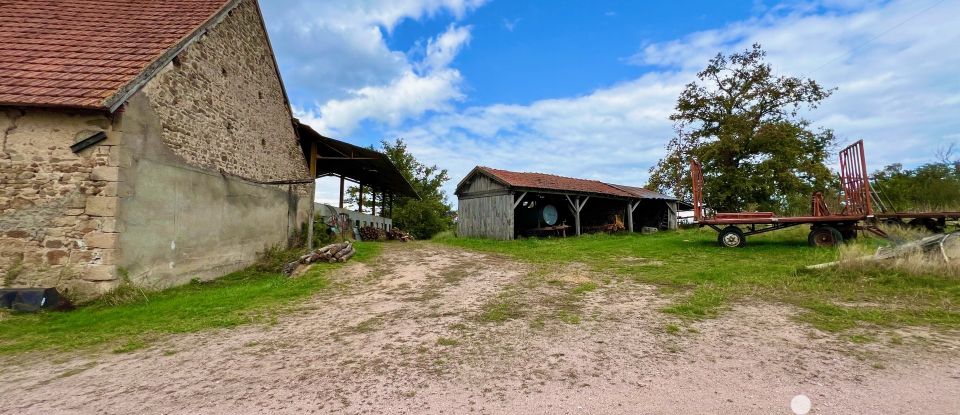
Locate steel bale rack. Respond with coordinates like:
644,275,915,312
691,140,960,248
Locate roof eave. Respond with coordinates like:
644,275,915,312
101,0,242,113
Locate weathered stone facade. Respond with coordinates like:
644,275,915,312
0,109,122,296
142,0,309,187
0,0,313,298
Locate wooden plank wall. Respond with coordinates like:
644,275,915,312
463,174,503,193
457,194,514,240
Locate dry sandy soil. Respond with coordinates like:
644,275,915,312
2,242,959,414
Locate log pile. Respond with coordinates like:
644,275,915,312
386,228,415,242
359,226,386,241
283,242,356,276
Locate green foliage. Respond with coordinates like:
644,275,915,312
251,246,307,273
347,138,454,239
648,44,837,212
872,159,960,211
0,243,382,355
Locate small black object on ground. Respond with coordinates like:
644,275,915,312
0,288,74,313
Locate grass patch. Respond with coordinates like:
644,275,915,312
350,316,384,334
570,281,598,295
0,243,381,356
436,228,960,334
478,296,525,322
662,286,727,319
665,324,681,335
436,337,459,346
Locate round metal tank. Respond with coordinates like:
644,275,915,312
518,203,559,228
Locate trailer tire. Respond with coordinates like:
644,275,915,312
808,226,843,248
839,225,857,241
717,226,746,248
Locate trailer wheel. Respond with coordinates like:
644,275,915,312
909,218,944,233
839,225,857,241
808,226,843,248
717,226,746,248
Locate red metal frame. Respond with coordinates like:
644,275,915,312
690,139,960,243
838,140,872,216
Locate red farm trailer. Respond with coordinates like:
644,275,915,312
691,140,960,248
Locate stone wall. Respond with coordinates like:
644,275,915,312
141,0,309,188
113,0,312,288
0,109,121,297
0,0,312,297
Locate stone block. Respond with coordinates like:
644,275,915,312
66,193,87,209
91,249,117,265
65,208,85,216
100,182,118,197
5,230,29,239
46,250,68,265
90,165,119,181
83,265,118,282
85,196,117,217
100,217,118,233
83,232,118,249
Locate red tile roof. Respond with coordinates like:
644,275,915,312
477,166,635,198
607,183,677,200
0,0,231,110
467,166,678,201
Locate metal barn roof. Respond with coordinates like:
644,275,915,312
295,121,419,199
458,166,678,201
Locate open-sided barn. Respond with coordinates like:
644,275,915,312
455,166,685,240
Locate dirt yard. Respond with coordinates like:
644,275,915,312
2,243,959,414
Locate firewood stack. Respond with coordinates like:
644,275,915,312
359,226,386,241
386,229,415,242
283,242,356,276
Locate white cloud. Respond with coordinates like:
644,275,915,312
260,0,483,115
502,18,520,31
275,0,959,205
381,0,960,202
313,68,464,135
420,24,472,72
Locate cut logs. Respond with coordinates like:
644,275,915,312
359,226,386,241
283,241,356,276
386,228,415,242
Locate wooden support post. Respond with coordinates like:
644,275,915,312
627,200,640,233
565,195,589,236
389,193,394,218
358,183,364,214
513,191,528,209
372,189,377,217
307,142,317,250
666,201,678,230
338,175,345,209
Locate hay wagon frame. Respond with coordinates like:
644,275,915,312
691,140,960,248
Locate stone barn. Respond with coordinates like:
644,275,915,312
455,167,683,240
0,0,314,298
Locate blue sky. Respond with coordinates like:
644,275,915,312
259,0,960,205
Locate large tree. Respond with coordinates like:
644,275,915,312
648,44,837,213
348,138,453,239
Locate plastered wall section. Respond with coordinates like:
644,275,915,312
0,109,122,297
114,0,312,288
